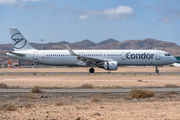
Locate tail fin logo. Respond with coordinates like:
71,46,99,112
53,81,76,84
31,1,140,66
11,33,27,49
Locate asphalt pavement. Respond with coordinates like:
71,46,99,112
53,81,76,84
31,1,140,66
0,72,180,75
0,88,180,93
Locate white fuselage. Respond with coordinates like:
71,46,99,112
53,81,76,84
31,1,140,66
7,49,177,66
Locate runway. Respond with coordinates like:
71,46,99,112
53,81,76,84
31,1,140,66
1,72,180,75
0,88,180,93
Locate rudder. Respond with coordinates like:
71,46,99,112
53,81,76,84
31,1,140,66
9,28,35,51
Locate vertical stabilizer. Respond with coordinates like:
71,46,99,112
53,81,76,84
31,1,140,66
9,28,35,51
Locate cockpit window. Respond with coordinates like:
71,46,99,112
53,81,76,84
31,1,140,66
165,54,171,56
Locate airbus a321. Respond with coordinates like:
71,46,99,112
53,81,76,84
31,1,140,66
6,28,177,73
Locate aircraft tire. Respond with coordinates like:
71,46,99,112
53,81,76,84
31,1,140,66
156,70,159,73
89,68,94,73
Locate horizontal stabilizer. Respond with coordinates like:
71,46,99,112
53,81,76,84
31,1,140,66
7,51,26,56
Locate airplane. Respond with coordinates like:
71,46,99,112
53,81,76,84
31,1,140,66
6,28,177,73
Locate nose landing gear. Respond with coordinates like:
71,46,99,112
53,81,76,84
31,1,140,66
155,65,159,73
89,68,95,73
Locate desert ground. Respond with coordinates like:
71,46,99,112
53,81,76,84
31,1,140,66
0,67,180,120
1,92,180,120
0,67,179,88
0,66,179,73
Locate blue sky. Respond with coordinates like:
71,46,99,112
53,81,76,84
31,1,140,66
0,0,180,45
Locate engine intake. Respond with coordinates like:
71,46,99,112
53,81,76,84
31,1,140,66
104,61,118,70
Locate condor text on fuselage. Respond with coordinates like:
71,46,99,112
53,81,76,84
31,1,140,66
6,28,177,73
126,52,154,59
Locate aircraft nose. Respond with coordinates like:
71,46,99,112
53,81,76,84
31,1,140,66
173,57,177,63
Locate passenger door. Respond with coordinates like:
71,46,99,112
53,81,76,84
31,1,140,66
33,51,38,60
156,51,161,60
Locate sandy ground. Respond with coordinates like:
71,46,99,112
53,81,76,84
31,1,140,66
0,67,180,120
0,74,180,88
0,67,179,73
0,67,179,88
1,92,180,120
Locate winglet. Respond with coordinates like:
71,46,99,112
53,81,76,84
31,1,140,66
66,44,77,56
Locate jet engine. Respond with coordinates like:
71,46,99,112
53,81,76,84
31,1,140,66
104,61,118,70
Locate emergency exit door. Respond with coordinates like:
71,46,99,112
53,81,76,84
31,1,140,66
122,52,126,60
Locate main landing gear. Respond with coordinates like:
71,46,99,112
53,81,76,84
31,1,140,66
89,68,95,73
155,65,159,73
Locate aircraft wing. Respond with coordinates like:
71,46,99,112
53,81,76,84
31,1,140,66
66,44,110,66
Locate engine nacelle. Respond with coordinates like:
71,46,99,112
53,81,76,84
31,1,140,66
104,61,118,70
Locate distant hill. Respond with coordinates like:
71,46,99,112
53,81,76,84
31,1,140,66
0,38,180,64
96,38,119,46
0,44,13,51
89,38,180,55
30,41,70,50
72,39,96,47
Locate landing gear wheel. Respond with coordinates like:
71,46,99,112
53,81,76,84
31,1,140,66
155,65,159,73
89,68,95,73
156,70,159,73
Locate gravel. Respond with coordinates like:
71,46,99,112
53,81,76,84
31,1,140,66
0,92,180,119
